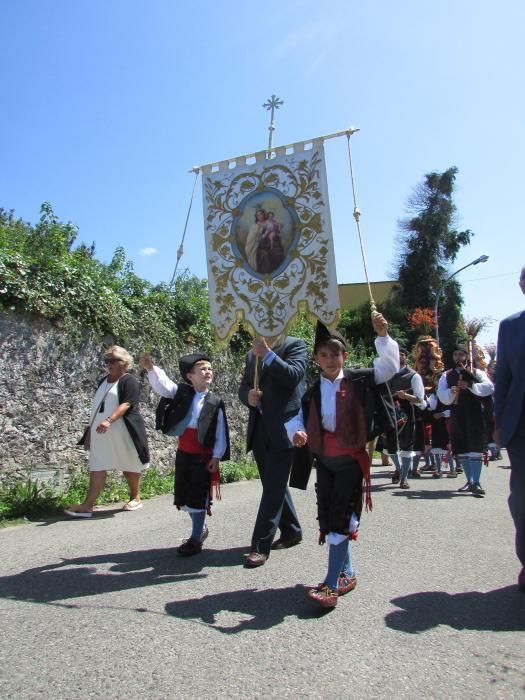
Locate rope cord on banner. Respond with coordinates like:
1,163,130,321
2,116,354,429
169,167,200,287
345,132,376,312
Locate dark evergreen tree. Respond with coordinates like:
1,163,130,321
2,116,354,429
394,166,473,355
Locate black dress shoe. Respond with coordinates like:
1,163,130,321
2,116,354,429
518,568,525,592
245,552,268,567
271,535,302,550
470,482,485,497
177,538,203,556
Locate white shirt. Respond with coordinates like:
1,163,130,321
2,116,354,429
285,335,400,439
147,366,227,459
437,368,494,406
406,370,427,410
427,392,450,417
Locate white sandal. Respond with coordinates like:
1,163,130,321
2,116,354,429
64,509,93,518
123,499,143,511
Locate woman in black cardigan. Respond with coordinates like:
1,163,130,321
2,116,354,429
65,346,149,518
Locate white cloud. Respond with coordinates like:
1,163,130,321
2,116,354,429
139,247,158,256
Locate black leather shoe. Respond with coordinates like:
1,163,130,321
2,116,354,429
471,482,485,497
245,552,268,567
518,568,525,592
177,538,203,556
271,535,302,550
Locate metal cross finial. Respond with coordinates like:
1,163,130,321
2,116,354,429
263,94,284,154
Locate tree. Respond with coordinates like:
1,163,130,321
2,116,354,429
0,205,214,351
394,166,473,354
337,300,408,366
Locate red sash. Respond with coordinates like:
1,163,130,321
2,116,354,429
178,427,213,456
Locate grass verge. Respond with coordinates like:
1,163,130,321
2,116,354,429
0,457,259,524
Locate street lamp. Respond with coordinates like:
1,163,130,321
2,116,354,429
434,255,489,348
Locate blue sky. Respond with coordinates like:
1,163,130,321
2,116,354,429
1,0,523,346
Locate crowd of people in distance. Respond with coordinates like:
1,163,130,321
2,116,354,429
375,343,497,498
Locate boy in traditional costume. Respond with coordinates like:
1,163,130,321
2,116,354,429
140,353,230,555
286,313,398,608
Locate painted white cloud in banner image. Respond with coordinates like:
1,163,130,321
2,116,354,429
202,143,340,343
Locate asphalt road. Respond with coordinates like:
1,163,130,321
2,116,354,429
1,456,524,699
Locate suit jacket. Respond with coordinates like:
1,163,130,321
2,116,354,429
495,309,525,446
239,336,307,452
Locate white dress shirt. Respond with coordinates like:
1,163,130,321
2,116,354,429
147,366,227,459
285,335,399,440
427,392,451,417
437,368,494,405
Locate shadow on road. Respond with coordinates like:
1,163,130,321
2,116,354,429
34,508,125,526
390,488,470,499
385,586,525,633
369,480,469,499
369,471,468,499
0,546,250,603
165,584,327,632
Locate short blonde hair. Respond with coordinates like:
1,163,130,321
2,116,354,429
105,345,134,371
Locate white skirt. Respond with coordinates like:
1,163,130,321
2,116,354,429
88,380,147,473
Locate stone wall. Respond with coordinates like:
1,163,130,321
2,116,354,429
0,311,249,483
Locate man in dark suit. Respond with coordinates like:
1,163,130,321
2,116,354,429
239,335,307,567
495,265,525,592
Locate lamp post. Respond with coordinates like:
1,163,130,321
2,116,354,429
434,255,489,348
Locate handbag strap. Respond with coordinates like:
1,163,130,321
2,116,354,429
89,379,119,427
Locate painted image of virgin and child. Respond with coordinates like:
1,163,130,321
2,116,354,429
244,207,285,275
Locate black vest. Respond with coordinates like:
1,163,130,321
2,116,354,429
388,366,416,394
289,369,396,490
155,384,230,460
445,368,483,414
303,369,396,442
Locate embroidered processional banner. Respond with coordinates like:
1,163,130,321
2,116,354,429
202,141,340,343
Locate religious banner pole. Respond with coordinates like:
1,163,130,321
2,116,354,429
345,131,376,313
252,94,285,390
195,126,359,172
263,94,283,155
169,166,200,287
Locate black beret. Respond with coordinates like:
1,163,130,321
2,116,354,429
179,353,211,380
314,321,347,352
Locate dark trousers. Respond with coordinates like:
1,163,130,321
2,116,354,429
507,410,525,568
250,416,302,555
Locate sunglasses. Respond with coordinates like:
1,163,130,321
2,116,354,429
104,358,122,365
